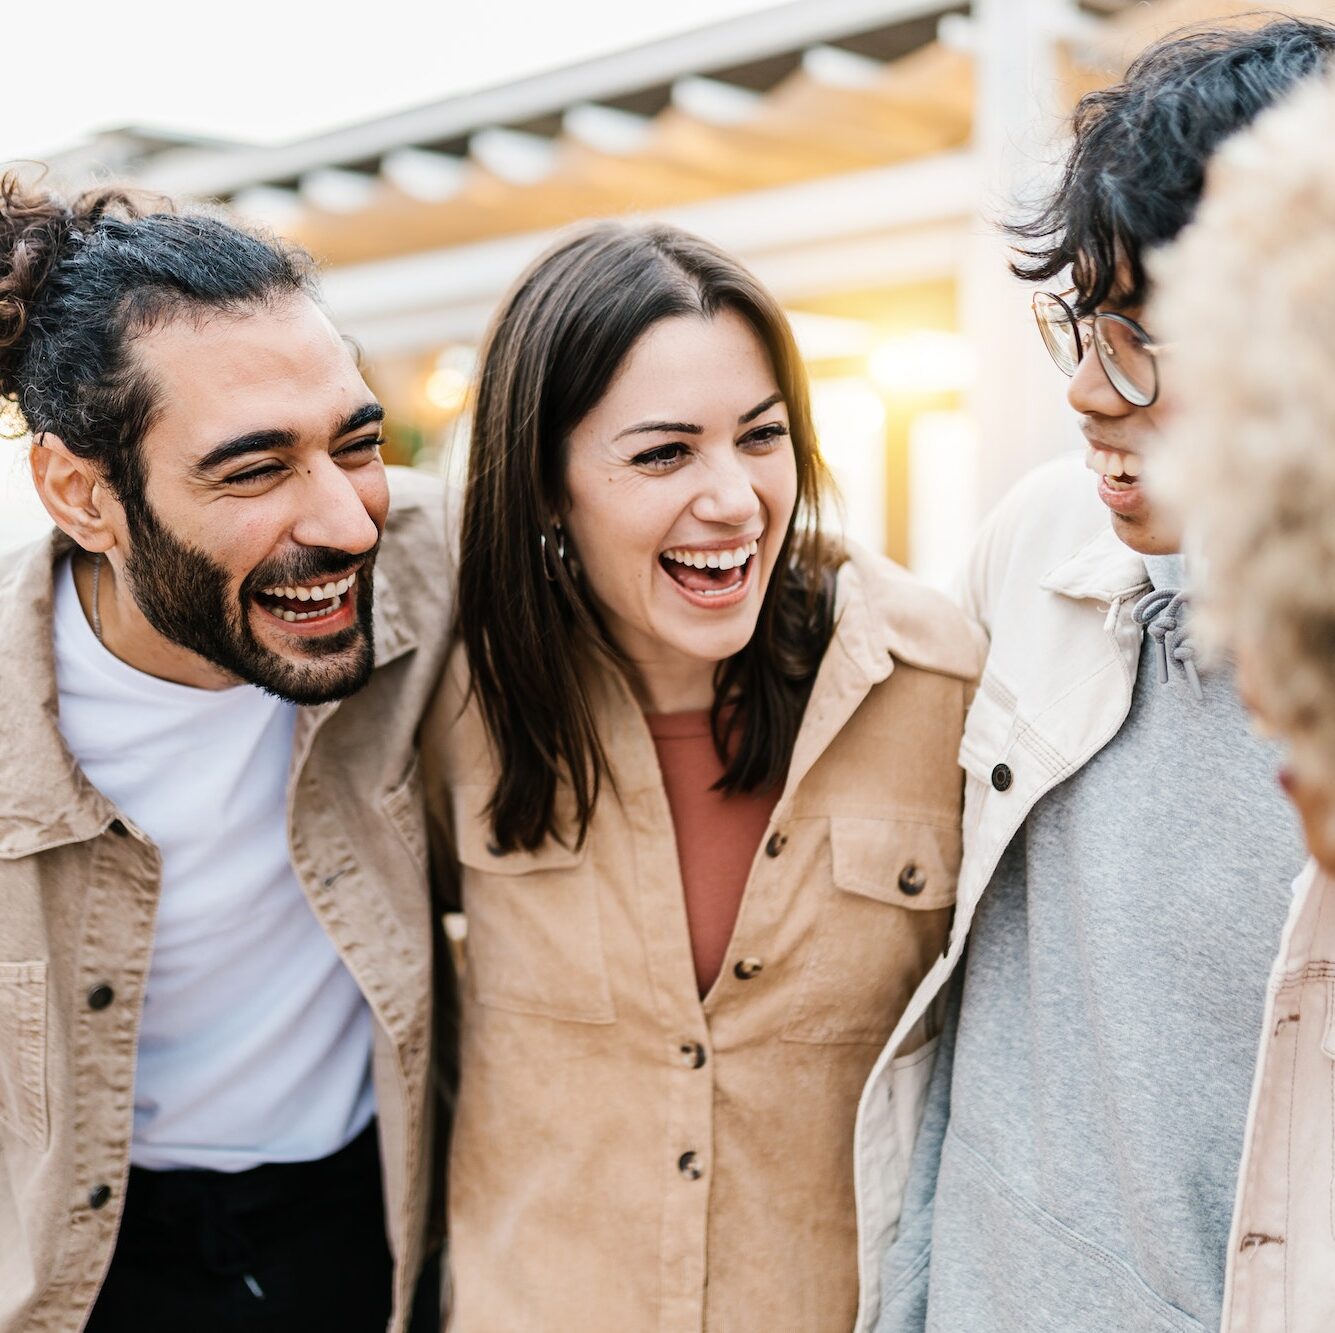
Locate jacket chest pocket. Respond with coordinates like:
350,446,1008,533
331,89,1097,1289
454,789,615,1025
783,817,959,1045
0,961,49,1150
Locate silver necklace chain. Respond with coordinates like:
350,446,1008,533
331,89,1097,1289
91,552,104,644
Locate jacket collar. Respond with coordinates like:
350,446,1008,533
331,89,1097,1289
831,542,981,687
0,528,418,860
1040,522,1150,605
784,542,980,805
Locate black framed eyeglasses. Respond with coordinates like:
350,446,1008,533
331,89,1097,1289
1032,289,1168,408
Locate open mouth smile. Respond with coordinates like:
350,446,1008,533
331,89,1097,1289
658,539,760,608
253,571,358,629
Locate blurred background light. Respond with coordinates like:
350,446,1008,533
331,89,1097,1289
869,331,977,397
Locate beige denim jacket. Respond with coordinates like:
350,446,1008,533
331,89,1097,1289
0,467,455,1333
421,543,983,1332
1223,858,1335,1331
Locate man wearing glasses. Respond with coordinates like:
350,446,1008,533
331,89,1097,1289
855,19,1335,1333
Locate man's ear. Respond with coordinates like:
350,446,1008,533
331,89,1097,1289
29,434,117,553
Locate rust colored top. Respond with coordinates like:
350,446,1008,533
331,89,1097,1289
645,709,779,995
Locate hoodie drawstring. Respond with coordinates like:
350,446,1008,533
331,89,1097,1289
1131,587,1203,701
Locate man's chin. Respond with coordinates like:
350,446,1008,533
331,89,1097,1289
251,646,375,706
1108,510,1181,558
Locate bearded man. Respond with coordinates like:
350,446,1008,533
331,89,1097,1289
0,178,452,1333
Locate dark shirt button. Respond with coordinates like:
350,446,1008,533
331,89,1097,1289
87,984,115,1011
733,956,764,981
88,1184,111,1210
764,831,787,858
679,1041,706,1069
108,819,129,837
990,763,1013,792
897,864,927,896
677,1151,704,1181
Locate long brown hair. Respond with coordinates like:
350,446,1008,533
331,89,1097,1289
459,220,836,852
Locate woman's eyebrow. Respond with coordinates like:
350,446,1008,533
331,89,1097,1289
613,393,785,441
739,392,783,424
614,419,703,440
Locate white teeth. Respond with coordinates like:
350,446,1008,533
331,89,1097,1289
334,576,351,595
663,541,760,568
296,586,311,601
1085,446,1143,480
281,609,296,622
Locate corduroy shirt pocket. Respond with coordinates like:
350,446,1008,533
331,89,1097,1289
783,816,959,1046
453,787,616,1025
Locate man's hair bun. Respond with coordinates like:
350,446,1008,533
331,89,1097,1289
0,172,147,398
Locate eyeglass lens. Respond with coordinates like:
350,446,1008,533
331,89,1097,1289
1032,293,1157,407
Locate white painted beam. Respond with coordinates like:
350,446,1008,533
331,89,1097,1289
380,147,469,202
800,44,886,89
229,184,303,227
299,167,379,214
561,103,655,155
322,150,975,325
670,76,764,126
468,127,559,186
325,152,977,357
138,0,955,199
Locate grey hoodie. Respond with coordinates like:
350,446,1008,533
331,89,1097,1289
878,555,1304,1332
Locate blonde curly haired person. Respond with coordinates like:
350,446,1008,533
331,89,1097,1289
1150,64,1335,1331
1152,65,1335,874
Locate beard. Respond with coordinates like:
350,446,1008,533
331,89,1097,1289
121,497,378,706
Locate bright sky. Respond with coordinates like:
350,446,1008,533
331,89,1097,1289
3,0,779,162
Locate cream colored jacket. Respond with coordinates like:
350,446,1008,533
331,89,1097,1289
851,454,1154,1330
421,544,983,1333
1224,858,1335,1332
0,467,454,1333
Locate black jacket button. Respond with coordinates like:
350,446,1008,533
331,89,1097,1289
764,832,787,858
88,1184,111,1210
679,1041,707,1069
678,1151,704,1180
991,763,1013,792
108,819,129,837
898,865,927,896
734,957,764,981
87,984,115,1011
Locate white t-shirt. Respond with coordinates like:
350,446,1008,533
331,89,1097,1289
53,556,375,1172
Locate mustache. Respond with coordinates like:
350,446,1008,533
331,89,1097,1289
241,542,380,596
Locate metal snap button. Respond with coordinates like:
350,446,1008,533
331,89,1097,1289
88,1184,112,1210
679,1041,707,1069
897,864,927,896
733,957,764,981
990,763,1013,792
677,1151,704,1180
764,831,787,858
87,984,115,1011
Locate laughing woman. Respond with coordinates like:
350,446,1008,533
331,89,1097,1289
422,221,982,1331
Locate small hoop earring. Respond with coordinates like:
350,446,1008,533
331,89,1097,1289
540,524,566,582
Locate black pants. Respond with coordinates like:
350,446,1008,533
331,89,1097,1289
86,1121,440,1333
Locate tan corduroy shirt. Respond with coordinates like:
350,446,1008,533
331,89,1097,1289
422,544,983,1332
0,467,456,1333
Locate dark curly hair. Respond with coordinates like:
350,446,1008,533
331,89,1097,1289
0,171,314,522
1010,16,1335,315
